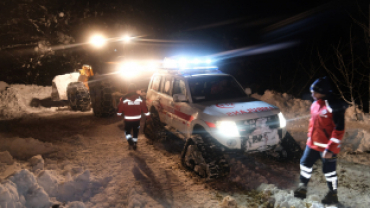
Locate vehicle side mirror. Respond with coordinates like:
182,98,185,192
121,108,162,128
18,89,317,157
245,88,252,96
173,94,187,102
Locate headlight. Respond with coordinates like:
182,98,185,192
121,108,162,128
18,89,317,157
118,62,140,78
278,112,286,128
216,121,240,137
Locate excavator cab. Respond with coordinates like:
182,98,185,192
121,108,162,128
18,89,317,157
78,65,94,89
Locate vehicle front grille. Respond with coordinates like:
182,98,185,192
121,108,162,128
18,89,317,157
236,114,280,137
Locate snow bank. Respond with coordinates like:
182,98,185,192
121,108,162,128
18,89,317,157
1,169,51,208
252,90,312,119
52,72,80,100
0,137,58,159
341,129,370,152
0,151,14,165
0,84,57,119
253,90,370,123
0,156,111,208
257,184,324,208
0,81,9,92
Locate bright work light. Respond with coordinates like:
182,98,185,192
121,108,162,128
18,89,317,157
90,35,106,48
123,35,132,43
119,62,140,78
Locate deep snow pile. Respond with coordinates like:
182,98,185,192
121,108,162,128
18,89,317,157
52,72,80,100
0,81,9,92
0,84,57,119
0,156,111,208
257,184,327,208
252,90,312,119
252,90,367,122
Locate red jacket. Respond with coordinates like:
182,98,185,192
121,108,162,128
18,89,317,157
307,99,347,154
117,93,150,121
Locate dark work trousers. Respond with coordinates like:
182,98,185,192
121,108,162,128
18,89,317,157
300,146,338,190
124,120,140,143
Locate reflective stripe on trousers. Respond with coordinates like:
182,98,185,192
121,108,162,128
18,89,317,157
299,146,338,190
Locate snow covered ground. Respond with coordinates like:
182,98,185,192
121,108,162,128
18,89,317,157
0,83,370,208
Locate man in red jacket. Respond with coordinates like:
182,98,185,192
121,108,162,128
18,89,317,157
294,77,348,204
117,84,151,150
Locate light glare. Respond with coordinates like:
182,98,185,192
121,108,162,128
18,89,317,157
216,121,240,137
278,112,287,128
123,36,132,43
90,35,106,47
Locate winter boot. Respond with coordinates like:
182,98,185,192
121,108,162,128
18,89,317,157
127,139,134,150
294,183,307,199
133,142,137,151
321,190,338,204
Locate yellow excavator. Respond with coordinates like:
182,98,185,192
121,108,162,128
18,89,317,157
51,62,152,117
51,64,123,116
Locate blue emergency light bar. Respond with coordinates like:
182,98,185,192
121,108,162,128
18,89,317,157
178,66,222,76
161,57,222,76
163,57,215,69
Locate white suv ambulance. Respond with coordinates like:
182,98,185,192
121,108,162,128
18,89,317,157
144,58,287,179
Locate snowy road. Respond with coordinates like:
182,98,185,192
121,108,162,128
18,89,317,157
1,111,370,208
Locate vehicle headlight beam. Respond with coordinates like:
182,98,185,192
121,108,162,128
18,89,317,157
216,121,240,137
278,112,286,128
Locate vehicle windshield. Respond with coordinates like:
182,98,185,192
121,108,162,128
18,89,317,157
188,75,246,103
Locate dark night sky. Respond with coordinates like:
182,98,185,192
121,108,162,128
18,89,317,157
77,0,361,58
65,0,368,98
1,0,368,98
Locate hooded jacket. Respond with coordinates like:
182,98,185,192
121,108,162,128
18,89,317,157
307,98,348,154
117,92,150,121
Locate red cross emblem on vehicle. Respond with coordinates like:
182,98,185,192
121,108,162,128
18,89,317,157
216,103,235,108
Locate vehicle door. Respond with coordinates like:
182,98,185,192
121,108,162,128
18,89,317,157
158,75,174,126
147,75,165,121
172,78,192,133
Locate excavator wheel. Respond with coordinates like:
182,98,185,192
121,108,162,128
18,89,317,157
67,82,91,111
89,80,116,117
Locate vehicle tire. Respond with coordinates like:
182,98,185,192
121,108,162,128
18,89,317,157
90,80,116,117
67,82,91,111
181,134,230,179
144,108,166,142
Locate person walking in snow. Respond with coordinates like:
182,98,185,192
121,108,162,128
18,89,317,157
117,84,151,150
294,77,348,204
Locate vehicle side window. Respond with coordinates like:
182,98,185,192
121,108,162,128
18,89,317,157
162,77,172,95
151,76,162,91
173,79,186,96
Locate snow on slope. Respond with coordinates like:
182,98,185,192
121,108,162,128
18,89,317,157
1,85,370,208
252,90,312,119
0,154,111,208
0,81,9,92
0,84,57,119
